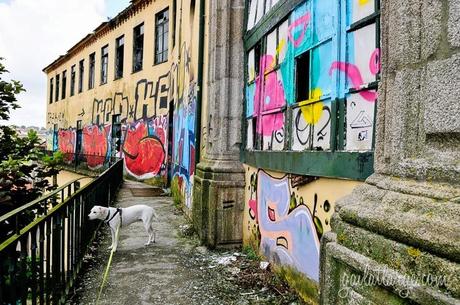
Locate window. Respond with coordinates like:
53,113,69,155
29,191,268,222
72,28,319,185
62,70,67,99
78,59,84,93
101,45,109,85
115,35,124,79
172,0,176,47
296,51,310,103
49,78,53,104
133,23,144,72
155,9,169,64
89,52,95,89
242,0,380,180
70,65,76,96
55,74,60,102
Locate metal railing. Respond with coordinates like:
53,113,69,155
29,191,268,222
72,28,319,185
0,159,124,305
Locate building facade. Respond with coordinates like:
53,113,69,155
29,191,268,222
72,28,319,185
241,0,380,298
44,0,205,212
44,0,460,304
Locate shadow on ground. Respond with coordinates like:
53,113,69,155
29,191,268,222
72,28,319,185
66,180,304,305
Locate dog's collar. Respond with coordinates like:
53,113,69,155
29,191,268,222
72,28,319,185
104,208,122,225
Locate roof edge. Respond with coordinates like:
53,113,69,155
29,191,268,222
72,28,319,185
43,0,150,74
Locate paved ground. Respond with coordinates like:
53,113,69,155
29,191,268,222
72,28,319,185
66,180,303,305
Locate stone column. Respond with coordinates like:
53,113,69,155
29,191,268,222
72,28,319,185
321,0,460,304
193,0,246,247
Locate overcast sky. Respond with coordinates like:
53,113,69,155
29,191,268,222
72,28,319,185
0,0,130,128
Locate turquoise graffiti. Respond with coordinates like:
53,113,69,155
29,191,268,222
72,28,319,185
245,0,380,151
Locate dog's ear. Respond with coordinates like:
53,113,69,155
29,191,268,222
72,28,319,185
99,207,102,211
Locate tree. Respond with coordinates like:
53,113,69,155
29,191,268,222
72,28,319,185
0,58,62,217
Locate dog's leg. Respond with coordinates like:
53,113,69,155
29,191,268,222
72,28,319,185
108,227,115,250
144,221,153,246
150,223,156,243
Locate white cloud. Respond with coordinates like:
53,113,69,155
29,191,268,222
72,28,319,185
0,0,108,127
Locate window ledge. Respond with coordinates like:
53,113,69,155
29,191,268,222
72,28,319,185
242,150,374,181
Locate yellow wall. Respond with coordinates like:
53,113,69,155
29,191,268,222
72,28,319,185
243,165,361,282
45,0,205,208
46,0,172,129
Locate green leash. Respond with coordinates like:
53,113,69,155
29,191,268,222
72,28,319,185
96,222,120,305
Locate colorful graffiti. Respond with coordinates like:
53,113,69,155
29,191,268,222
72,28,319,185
244,167,361,282
82,125,109,170
245,0,379,152
91,75,169,125
123,118,167,179
57,129,76,163
257,171,320,281
171,43,196,208
49,70,171,181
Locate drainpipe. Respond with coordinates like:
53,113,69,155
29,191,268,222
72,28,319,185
194,0,205,165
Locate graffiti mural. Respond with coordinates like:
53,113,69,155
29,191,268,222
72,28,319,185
123,117,167,179
50,70,171,181
244,167,361,282
245,0,379,152
57,129,76,163
257,170,320,281
171,43,197,208
82,125,109,170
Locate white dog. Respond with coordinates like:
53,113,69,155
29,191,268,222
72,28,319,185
88,205,158,251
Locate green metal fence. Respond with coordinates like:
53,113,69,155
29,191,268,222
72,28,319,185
0,159,124,305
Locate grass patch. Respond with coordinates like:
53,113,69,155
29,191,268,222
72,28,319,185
242,244,261,261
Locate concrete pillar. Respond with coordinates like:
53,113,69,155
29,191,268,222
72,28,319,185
193,0,246,248
321,0,460,304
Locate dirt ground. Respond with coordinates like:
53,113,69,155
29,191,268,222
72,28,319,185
66,180,304,305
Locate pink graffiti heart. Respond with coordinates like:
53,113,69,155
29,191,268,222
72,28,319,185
287,13,311,48
329,62,377,102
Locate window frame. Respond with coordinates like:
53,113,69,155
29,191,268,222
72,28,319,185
132,22,144,73
70,65,76,96
154,8,169,65
61,70,67,100
241,0,380,181
55,74,60,102
49,77,54,104
115,35,124,79
88,52,96,90
78,59,84,93
100,44,109,85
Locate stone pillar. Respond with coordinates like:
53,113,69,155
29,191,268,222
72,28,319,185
193,0,246,248
321,0,460,304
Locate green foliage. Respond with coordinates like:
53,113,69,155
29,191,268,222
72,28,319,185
0,57,24,121
0,58,62,217
171,176,183,206
242,244,261,261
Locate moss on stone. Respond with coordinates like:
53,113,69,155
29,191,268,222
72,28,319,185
171,176,184,206
143,176,167,187
274,265,319,305
407,247,421,259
